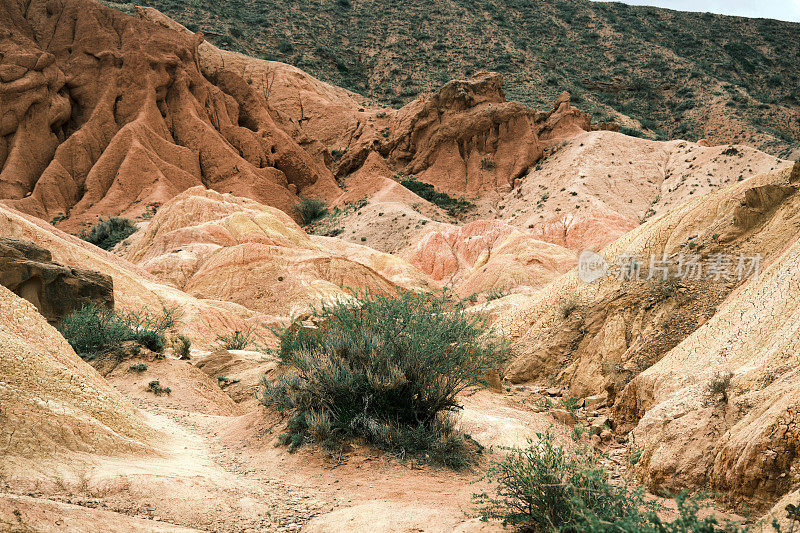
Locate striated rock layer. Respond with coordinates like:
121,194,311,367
0,0,339,232
0,237,113,324
494,165,800,512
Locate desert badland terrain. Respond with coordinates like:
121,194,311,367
1,0,800,531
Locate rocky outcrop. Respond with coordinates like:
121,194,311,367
0,0,339,232
331,73,593,198
0,283,157,463
494,165,800,511
0,237,113,324
121,186,433,317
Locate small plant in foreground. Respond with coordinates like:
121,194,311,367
295,196,329,225
80,217,137,250
147,380,171,396
258,291,507,468
474,433,749,532
129,363,148,373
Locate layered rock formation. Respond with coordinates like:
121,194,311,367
122,186,433,317
0,0,339,232
0,237,113,324
406,220,576,297
495,164,800,511
0,283,156,467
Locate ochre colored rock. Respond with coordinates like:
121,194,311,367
122,186,433,317
0,237,113,324
0,0,340,232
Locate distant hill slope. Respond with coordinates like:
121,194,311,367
118,0,799,157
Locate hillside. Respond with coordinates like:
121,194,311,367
119,0,800,158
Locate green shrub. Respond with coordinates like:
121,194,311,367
474,433,748,532
172,334,192,359
480,156,498,170
216,329,255,350
485,288,510,301
136,329,165,353
80,217,137,250
295,197,329,225
147,380,171,396
399,177,474,217
707,371,734,403
59,305,175,359
258,291,507,468
129,363,148,373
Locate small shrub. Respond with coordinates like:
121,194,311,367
136,329,165,353
80,217,137,250
556,295,579,319
485,288,510,301
147,380,171,396
562,394,580,413
216,328,255,350
172,334,192,359
474,433,747,531
129,363,148,373
295,197,329,225
707,371,734,402
259,291,507,468
629,447,643,465
480,156,497,170
217,375,241,387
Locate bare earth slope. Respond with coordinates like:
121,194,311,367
491,164,800,516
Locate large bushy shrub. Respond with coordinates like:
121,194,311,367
80,217,138,250
259,291,507,468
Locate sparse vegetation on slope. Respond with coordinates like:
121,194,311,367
59,305,177,359
80,217,138,250
259,291,507,468
295,197,329,225
133,0,800,156
400,177,474,217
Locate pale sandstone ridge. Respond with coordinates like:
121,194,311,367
499,131,791,251
122,186,433,316
0,0,339,232
494,165,800,512
0,201,274,345
0,284,157,466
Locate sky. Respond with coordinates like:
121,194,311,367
592,0,800,22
